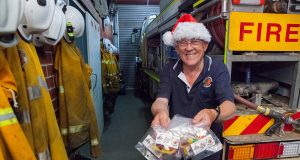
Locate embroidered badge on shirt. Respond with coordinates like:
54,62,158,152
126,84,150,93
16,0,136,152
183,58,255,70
203,76,213,88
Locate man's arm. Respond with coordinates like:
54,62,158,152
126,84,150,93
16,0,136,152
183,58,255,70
216,100,236,122
151,97,170,128
192,60,236,127
192,100,236,128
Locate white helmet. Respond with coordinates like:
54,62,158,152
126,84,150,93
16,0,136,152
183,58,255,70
0,35,18,48
63,6,85,43
0,0,24,48
18,0,55,42
32,35,44,47
32,1,66,46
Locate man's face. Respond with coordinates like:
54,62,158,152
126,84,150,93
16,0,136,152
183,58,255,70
175,39,208,68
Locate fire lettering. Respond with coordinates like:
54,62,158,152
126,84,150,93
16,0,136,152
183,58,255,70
286,24,300,42
239,22,254,41
239,22,300,43
257,23,262,41
266,23,281,42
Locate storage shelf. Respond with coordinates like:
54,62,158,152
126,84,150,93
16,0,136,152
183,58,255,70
143,69,160,83
79,0,101,23
229,53,300,62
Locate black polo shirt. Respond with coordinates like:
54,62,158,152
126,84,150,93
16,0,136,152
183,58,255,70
157,55,234,138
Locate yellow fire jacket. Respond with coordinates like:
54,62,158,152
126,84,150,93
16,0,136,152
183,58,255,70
101,45,120,94
5,38,68,160
0,49,17,99
5,46,35,149
54,39,101,158
0,49,36,160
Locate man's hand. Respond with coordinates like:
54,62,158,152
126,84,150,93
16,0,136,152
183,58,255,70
192,109,217,129
151,97,170,128
151,110,170,128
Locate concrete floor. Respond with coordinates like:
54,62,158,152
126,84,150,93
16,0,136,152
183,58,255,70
75,90,153,160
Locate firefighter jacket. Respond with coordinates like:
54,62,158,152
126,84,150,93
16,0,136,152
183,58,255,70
5,38,68,160
54,39,101,158
0,49,36,160
101,45,120,94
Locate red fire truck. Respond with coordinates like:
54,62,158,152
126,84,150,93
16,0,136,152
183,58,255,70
138,0,300,159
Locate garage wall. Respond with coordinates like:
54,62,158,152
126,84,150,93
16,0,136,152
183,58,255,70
117,4,159,89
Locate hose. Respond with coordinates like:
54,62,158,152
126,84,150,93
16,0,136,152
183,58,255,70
207,2,225,48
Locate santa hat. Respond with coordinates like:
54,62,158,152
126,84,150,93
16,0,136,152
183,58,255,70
163,14,211,46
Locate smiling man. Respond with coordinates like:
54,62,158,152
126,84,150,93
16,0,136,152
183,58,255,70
151,14,236,160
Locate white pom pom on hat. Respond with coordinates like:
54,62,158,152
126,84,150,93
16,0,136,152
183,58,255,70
162,14,211,46
162,31,174,46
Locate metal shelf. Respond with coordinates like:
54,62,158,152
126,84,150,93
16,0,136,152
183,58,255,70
143,69,160,83
226,52,300,109
229,53,300,62
146,0,184,38
79,0,101,23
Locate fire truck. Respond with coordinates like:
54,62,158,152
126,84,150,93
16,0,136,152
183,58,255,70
137,0,300,159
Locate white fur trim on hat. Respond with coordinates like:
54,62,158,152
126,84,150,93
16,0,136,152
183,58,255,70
162,31,175,46
172,22,211,45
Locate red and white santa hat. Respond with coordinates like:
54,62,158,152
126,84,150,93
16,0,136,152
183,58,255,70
162,14,211,46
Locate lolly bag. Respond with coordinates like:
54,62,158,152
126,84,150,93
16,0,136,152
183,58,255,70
170,115,222,160
135,142,158,160
135,125,181,160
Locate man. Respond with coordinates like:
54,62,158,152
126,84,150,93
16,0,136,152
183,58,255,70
151,14,236,159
